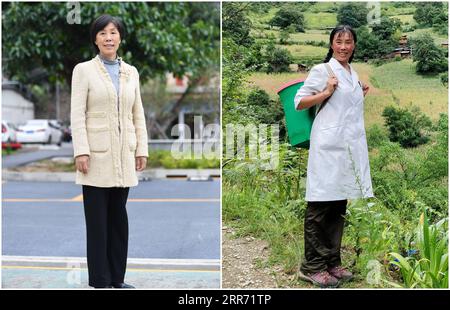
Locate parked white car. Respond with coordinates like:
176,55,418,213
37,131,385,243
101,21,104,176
2,120,18,143
16,119,63,146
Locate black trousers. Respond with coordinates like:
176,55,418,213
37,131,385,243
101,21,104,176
300,199,347,274
82,185,130,287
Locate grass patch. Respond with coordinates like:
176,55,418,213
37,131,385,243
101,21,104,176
2,148,18,156
148,150,220,169
369,59,447,122
304,12,337,29
276,44,328,60
391,14,415,25
404,27,448,43
252,29,330,43
248,72,305,100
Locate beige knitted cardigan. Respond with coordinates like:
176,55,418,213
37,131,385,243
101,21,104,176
70,55,148,188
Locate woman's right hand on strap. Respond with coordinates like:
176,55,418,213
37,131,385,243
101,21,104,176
75,155,90,174
324,76,338,97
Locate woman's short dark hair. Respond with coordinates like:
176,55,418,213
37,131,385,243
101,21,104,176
90,14,125,54
323,25,357,63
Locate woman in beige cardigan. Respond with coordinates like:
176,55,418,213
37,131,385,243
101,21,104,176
70,14,148,288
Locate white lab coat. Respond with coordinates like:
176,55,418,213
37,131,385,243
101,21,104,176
294,57,374,201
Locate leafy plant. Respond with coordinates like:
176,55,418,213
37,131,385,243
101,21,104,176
389,210,448,288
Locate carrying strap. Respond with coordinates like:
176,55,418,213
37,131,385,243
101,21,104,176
316,63,336,115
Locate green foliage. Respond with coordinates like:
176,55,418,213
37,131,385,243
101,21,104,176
440,72,448,87
354,26,397,61
371,15,402,41
279,28,290,44
222,38,251,114
345,199,405,279
336,3,369,28
222,2,254,47
382,105,432,148
147,150,219,169
245,88,285,130
370,115,448,218
410,33,448,74
432,9,448,36
245,41,266,71
366,124,389,151
2,2,219,85
389,210,448,288
247,88,270,107
413,2,447,30
354,27,380,60
264,41,293,73
269,7,305,32
223,143,309,272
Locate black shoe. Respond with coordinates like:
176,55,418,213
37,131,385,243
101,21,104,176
93,285,113,289
111,282,135,289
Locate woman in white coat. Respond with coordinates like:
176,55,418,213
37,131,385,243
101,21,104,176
293,25,373,288
71,14,148,288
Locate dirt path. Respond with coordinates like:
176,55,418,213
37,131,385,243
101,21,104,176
222,226,312,288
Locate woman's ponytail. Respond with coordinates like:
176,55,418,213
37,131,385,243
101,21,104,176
323,47,334,63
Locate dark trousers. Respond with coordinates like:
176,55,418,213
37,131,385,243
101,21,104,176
82,185,130,287
300,199,347,274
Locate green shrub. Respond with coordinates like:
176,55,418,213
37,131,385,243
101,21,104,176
247,88,270,107
366,124,389,150
265,46,293,73
382,105,432,148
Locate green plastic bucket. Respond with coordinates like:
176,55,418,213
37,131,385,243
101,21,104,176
277,79,316,149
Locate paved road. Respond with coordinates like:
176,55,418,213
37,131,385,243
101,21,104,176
2,180,220,259
2,143,73,168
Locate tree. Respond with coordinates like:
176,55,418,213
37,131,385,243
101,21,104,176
414,2,444,27
413,2,448,35
264,42,293,73
222,2,254,47
382,106,432,148
2,2,219,85
336,3,369,28
354,26,396,61
432,10,448,36
410,33,447,74
371,15,401,41
269,7,305,32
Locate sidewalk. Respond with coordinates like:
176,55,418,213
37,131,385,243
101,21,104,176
2,144,73,169
2,256,220,289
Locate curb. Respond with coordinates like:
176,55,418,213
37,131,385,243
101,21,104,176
2,256,220,271
2,169,221,182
